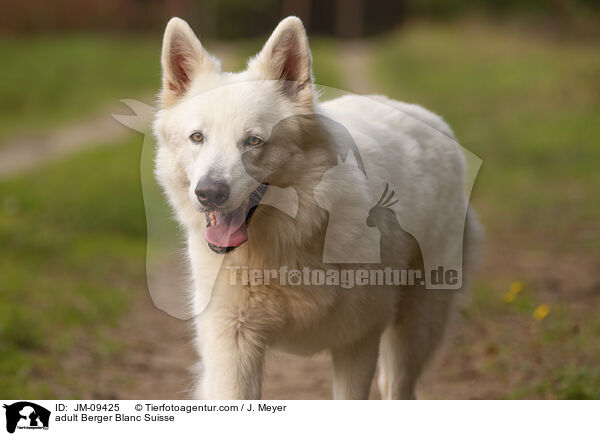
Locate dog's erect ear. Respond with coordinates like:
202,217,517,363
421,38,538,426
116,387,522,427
160,17,220,107
250,16,313,104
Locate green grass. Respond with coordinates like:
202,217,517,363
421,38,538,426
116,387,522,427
466,279,600,399
372,23,600,251
0,139,147,398
509,365,600,399
0,35,160,142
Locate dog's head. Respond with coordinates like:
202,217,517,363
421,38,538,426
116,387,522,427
154,17,319,254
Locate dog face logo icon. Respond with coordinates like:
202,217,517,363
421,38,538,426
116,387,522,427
3,402,50,434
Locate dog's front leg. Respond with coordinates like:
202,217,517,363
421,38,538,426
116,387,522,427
331,332,380,400
195,319,266,400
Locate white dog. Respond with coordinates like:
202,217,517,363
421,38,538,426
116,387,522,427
153,16,480,399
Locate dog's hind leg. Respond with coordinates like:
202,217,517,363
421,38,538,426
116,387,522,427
377,288,455,399
331,330,381,400
378,210,480,399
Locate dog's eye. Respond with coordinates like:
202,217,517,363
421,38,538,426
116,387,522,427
189,132,204,144
244,135,264,147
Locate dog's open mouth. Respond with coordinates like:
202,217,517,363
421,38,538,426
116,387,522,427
205,184,268,254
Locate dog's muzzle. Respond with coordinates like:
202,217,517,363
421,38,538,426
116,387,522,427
204,184,268,254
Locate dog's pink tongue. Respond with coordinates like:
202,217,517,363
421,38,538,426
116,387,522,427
205,209,248,248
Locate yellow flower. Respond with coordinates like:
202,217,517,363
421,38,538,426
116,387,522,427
503,281,523,303
503,291,517,303
533,304,550,321
509,281,523,295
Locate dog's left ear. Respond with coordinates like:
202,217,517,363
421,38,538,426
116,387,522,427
250,16,313,105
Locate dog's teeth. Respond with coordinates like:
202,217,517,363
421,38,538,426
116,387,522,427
209,211,216,226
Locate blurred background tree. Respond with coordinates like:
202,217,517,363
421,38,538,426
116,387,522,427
1,0,598,37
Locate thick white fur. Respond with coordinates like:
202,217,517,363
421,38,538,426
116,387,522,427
154,17,480,399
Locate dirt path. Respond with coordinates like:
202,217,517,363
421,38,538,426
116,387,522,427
0,111,132,179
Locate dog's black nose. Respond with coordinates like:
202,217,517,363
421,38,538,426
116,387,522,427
195,179,229,206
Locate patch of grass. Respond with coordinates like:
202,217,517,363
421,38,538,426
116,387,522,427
310,38,346,88
0,36,161,142
467,279,537,316
507,290,538,314
372,22,600,251
510,365,600,399
0,139,147,398
467,281,500,314
536,304,575,343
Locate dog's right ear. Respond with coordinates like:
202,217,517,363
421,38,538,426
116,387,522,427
160,17,220,107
